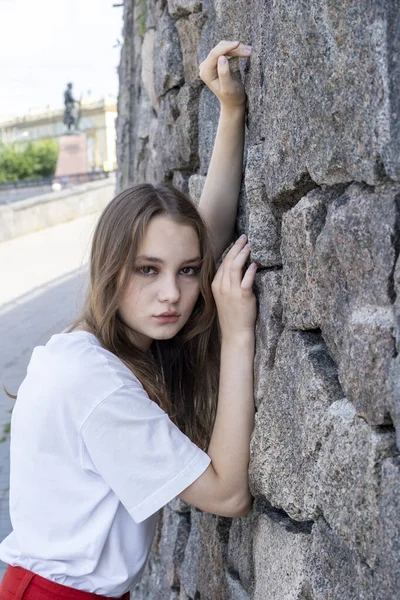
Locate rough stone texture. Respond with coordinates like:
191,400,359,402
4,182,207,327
252,514,311,600
394,255,400,344
315,400,396,567
243,0,400,196
140,29,158,109
374,456,400,599
132,501,190,600
249,329,343,521
116,0,137,191
117,0,400,598
176,13,207,84
283,181,400,427
308,519,374,600
281,186,342,329
188,174,205,205
168,0,202,20
154,9,184,97
240,144,283,267
152,83,202,174
226,516,254,598
253,270,283,407
195,514,231,599
389,356,400,450
179,509,202,599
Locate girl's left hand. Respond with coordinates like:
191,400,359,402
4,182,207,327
199,40,251,110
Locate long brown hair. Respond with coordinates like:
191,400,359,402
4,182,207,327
70,183,220,450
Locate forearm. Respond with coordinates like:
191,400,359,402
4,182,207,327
199,106,245,259
178,236,256,518
207,333,255,506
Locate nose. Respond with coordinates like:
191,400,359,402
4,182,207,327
157,274,180,304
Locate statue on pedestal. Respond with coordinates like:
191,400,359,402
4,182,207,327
63,83,81,132
57,83,87,177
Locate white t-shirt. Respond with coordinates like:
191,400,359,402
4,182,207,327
0,331,210,597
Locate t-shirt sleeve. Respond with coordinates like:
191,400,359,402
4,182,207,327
80,382,211,523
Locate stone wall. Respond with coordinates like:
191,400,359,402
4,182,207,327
116,1,400,598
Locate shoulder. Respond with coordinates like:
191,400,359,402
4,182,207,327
32,330,127,376
24,331,145,419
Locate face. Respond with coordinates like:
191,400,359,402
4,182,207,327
118,214,202,351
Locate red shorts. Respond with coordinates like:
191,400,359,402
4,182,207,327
0,566,130,600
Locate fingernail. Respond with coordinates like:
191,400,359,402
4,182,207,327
244,45,252,53
218,56,227,65
240,234,247,241
232,40,240,45
250,263,257,270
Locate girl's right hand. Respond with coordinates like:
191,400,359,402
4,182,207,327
211,235,257,341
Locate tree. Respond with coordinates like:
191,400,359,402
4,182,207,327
0,140,59,183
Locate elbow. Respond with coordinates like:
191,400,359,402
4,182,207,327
225,492,253,518
234,497,253,518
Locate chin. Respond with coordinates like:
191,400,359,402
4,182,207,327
151,323,185,341
153,333,176,341
153,329,181,341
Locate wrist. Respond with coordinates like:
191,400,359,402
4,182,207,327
219,104,246,120
221,331,255,348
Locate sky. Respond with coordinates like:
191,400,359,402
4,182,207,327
0,0,123,118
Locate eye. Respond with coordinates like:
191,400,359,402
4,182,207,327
137,266,157,276
180,266,200,276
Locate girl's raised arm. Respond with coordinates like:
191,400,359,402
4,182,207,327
198,41,251,261
179,235,256,517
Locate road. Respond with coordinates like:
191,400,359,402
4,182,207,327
0,213,99,577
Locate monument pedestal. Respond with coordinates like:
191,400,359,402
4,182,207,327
55,134,87,177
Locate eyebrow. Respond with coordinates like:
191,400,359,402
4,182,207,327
135,255,202,265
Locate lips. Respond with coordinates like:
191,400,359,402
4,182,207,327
154,313,180,324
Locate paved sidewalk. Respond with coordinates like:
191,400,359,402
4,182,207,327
0,214,99,577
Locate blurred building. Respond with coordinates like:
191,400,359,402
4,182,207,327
0,96,117,172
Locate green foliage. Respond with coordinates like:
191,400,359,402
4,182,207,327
0,422,11,443
0,139,59,183
135,0,147,36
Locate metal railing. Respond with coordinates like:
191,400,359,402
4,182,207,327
0,170,111,191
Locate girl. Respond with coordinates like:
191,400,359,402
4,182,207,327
0,40,255,599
